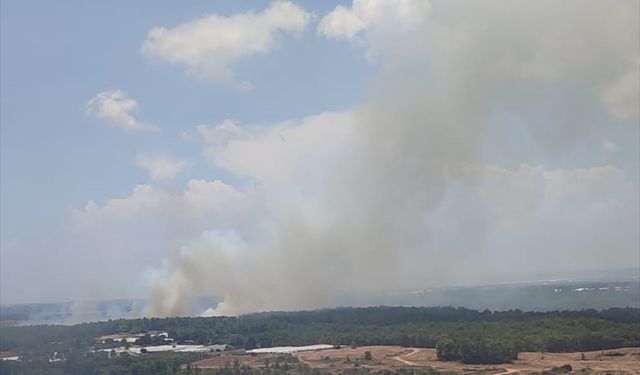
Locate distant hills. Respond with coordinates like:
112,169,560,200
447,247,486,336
1,267,637,325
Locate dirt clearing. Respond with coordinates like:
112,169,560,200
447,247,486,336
190,346,640,374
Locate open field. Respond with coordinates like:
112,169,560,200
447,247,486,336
190,346,640,374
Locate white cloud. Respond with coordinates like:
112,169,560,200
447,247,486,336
317,5,367,40
318,0,430,53
135,154,188,181
189,112,355,187
182,119,244,144
141,1,311,88
74,179,251,225
86,90,159,133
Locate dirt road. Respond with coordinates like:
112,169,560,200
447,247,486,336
391,348,425,366
493,368,519,375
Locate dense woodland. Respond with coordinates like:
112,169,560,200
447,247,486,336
1,306,639,374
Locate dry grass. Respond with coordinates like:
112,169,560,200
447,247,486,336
189,346,640,374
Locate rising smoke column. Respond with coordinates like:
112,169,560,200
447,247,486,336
147,0,639,316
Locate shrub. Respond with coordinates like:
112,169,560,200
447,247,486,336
436,337,517,364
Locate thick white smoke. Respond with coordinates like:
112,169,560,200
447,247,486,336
81,0,639,317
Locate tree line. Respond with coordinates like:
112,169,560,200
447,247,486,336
1,307,638,374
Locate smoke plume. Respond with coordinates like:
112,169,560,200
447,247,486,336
145,0,639,316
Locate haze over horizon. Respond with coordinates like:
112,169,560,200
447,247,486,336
1,0,639,316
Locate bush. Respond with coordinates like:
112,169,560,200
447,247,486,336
544,364,572,374
436,337,517,364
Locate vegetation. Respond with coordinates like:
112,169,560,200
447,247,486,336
0,306,638,374
436,337,517,364
192,366,442,375
0,351,206,375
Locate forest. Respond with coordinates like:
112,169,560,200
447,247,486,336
1,306,638,374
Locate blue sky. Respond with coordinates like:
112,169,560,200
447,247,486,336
1,0,380,305
1,0,372,239
1,0,638,311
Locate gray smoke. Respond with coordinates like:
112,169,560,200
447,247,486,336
148,0,639,316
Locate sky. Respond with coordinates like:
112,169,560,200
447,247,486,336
0,0,638,313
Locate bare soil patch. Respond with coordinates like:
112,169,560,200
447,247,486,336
190,346,640,374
